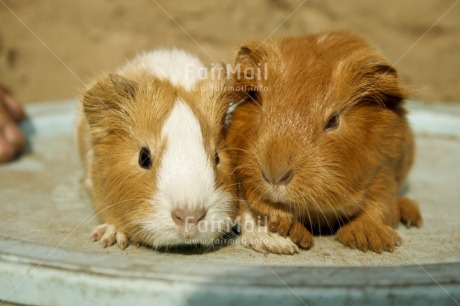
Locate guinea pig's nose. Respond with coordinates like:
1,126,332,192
171,208,207,226
262,168,294,186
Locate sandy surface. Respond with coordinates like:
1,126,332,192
1,0,459,104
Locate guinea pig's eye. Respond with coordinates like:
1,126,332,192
246,90,258,102
138,147,152,169
214,150,220,165
324,114,340,132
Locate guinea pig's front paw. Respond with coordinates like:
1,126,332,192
335,220,402,253
240,229,300,255
398,197,423,228
287,222,314,250
91,223,129,250
265,212,294,237
265,214,314,250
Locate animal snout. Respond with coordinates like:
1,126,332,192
261,168,294,185
171,208,207,226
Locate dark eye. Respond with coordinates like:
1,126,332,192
324,114,340,131
246,90,258,102
139,147,152,169
215,151,220,165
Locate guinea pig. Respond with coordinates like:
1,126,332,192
77,49,237,250
226,31,423,254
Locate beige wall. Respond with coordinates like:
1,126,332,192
0,0,459,103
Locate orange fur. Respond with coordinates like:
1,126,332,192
226,31,422,253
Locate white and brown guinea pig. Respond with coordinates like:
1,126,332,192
77,49,237,250
226,31,423,254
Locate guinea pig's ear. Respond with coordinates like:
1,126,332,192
108,73,137,99
364,61,409,109
236,43,264,67
231,43,267,105
82,73,138,135
236,46,254,64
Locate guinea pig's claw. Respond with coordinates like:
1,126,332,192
116,231,129,250
133,242,142,248
398,197,423,228
336,220,402,253
288,222,314,250
241,229,300,255
91,223,128,250
101,224,117,248
91,223,108,242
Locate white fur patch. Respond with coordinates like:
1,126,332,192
119,49,205,90
141,100,233,247
158,100,215,206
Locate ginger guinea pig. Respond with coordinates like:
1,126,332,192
226,31,422,254
78,49,237,249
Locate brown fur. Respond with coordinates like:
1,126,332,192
78,68,237,247
226,31,422,253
